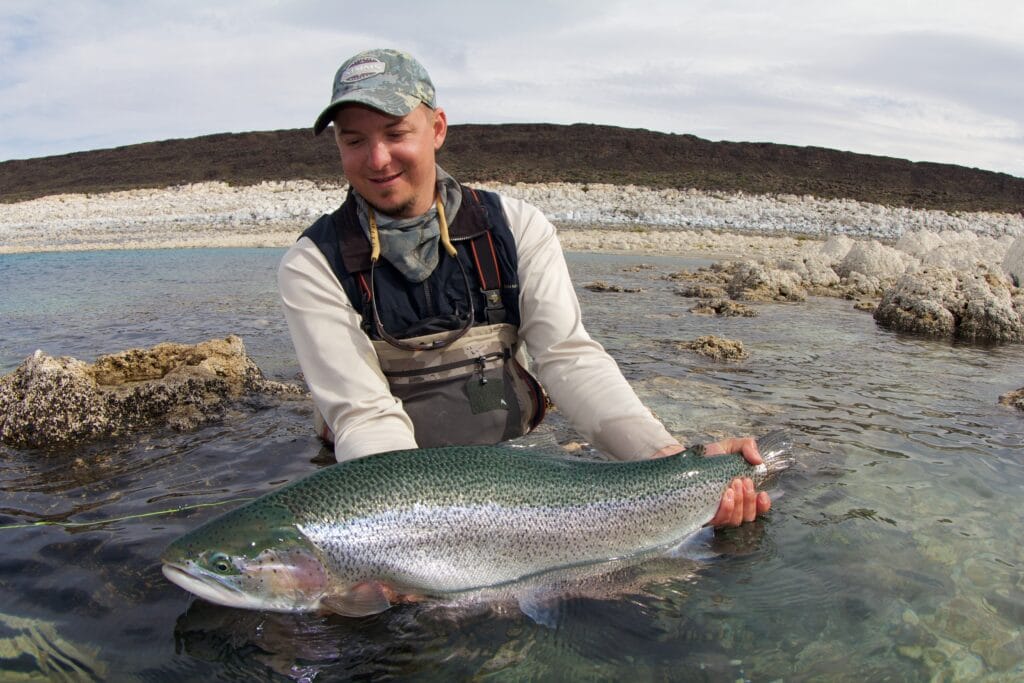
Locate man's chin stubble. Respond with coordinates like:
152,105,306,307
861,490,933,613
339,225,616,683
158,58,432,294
366,194,418,219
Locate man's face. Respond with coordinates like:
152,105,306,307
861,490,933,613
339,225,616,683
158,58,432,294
332,103,447,219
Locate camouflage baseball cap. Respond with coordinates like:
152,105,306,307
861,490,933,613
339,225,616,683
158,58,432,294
313,48,436,135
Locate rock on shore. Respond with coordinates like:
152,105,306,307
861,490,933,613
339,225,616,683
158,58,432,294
0,335,304,449
874,266,1024,342
671,231,1024,343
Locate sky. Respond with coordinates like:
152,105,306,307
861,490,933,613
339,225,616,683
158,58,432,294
1,1,1022,178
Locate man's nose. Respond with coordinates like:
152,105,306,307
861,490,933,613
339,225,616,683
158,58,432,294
367,141,391,169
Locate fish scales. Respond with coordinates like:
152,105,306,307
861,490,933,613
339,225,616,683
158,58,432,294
291,447,743,592
162,433,793,615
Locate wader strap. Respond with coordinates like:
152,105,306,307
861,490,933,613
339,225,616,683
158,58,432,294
468,230,507,325
356,272,372,304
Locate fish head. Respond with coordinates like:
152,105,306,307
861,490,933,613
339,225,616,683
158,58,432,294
161,501,334,613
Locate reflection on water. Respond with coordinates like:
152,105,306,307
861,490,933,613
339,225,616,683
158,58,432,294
1,248,1023,680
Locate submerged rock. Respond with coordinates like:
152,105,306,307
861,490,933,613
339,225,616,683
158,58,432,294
583,280,644,293
689,299,758,317
0,335,304,449
999,387,1024,411
677,335,749,361
0,611,107,681
674,283,729,299
874,266,1024,342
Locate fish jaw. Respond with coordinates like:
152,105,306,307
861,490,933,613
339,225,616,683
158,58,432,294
161,545,336,614
162,562,275,611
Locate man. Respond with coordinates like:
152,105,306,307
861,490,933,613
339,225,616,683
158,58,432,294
278,48,769,528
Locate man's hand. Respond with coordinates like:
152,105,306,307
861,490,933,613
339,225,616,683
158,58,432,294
704,437,771,528
650,436,771,528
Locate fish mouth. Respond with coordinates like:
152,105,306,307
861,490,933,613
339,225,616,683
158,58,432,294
162,563,261,610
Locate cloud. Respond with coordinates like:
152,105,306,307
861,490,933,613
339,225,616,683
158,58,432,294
0,0,1021,178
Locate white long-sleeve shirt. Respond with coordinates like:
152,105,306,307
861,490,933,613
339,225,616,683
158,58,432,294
278,193,679,461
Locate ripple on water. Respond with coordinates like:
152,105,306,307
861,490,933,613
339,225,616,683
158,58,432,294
1,249,1023,679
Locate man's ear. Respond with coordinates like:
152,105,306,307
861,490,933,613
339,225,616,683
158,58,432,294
432,107,448,151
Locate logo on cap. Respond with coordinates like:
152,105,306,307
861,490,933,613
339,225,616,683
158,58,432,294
340,58,386,83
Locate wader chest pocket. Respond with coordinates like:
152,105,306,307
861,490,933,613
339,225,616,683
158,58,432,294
373,324,545,447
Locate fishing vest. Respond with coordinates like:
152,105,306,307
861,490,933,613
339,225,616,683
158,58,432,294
302,185,546,448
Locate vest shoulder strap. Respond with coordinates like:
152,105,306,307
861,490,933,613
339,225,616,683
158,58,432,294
299,199,367,310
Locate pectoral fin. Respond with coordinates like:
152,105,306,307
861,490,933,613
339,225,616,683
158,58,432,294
517,589,561,629
321,581,393,617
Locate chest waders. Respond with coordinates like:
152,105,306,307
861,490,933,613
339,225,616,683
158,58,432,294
303,186,547,448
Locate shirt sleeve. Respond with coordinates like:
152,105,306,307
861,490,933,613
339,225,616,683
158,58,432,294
500,196,682,460
277,236,418,460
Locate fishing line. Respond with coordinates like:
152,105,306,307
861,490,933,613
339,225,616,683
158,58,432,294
0,497,255,531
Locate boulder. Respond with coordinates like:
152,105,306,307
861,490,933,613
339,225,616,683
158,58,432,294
836,240,912,289
895,229,945,259
920,235,1008,272
818,234,855,263
776,254,841,289
1004,236,1024,287
874,267,1024,343
727,260,807,302
0,335,304,449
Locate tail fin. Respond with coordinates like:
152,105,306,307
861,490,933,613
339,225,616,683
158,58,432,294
757,430,795,478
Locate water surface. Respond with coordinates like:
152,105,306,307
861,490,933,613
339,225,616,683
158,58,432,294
1,247,1022,681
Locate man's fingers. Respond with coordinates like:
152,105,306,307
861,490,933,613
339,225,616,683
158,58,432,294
705,437,762,465
710,479,772,528
708,487,733,527
742,478,756,522
729,479,744,526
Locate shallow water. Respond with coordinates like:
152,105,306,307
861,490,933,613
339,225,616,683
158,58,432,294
1,247,1023,681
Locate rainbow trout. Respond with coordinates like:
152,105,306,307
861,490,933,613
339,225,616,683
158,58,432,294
162,432,792,617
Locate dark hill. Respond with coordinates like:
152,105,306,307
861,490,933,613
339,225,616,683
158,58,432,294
2,123,1022,213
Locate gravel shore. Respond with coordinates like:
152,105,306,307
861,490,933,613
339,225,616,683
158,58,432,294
2,180,1022,259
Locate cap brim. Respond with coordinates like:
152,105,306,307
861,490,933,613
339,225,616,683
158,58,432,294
312,91,425,135
313,103,342,136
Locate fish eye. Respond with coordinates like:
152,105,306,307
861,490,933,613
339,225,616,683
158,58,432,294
208,552,233,574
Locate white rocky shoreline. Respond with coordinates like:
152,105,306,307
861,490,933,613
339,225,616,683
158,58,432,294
2,179,1023,255
2,179,1023,344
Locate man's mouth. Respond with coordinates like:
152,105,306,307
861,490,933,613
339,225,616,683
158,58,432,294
370,172,402,185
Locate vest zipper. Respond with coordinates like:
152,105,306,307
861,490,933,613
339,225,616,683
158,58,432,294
382,350,510,379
